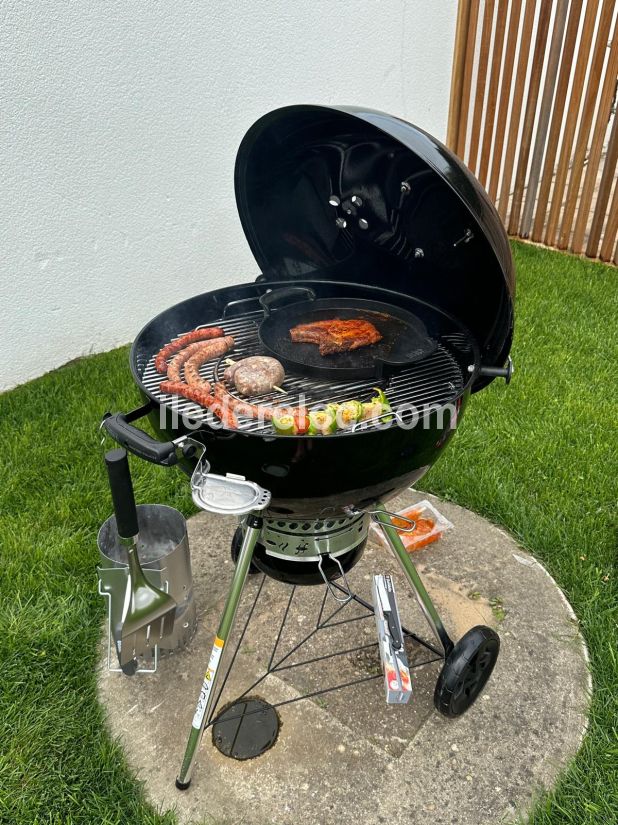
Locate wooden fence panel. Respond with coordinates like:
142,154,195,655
456,0,481,157
447,0,474,151
572,24,618,249
497,1,537,221
488,0,524,199
544,0,599,246
589,105,618,256
531,0,584,240
469,0,496,175
479,0,508,184
508,0,553,234
520,0,570,237
447,0,618,264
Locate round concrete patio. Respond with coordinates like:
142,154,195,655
97,491,590,825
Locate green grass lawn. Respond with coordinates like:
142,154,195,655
1,241,616,824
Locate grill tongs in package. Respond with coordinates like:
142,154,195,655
372,574,412,704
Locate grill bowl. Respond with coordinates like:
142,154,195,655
128,280,474,516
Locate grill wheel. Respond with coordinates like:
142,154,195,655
433,625,500,717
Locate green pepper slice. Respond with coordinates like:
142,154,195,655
362,388,393,423
307,409,337,435
272,413,296,435
361,400,383,421
336,400,363,428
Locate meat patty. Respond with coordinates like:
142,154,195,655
289,318,382,355
223,356,284,396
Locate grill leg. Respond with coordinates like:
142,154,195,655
372,502,454,657
176,513,263,790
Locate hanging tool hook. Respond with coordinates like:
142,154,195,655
317,553,354,604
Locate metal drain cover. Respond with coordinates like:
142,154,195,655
212,698,279,760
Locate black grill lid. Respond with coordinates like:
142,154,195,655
234,104,514,391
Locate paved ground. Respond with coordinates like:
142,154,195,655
97,491,591,825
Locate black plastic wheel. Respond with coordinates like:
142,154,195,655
230,526,262,575
434,625,500,717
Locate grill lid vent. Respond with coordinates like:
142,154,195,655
234,104,514,391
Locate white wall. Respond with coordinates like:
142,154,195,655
0,1,456,392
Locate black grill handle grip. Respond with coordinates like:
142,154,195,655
477,356,514,384
102,407,179,466
104,448,139,539
259,286,316,316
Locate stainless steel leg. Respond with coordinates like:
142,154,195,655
176,513,263,789
372,502,454,656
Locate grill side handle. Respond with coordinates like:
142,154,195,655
469,356,514,385
101,405,182,466
259,285,316,316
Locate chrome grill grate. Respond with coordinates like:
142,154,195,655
138,312,472,435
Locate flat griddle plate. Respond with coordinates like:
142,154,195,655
258,297,437,379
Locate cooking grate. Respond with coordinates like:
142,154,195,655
139,312,472,435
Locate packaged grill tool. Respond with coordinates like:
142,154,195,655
370,499,454,553
372,574,412,704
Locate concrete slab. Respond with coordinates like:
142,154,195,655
97,491,591,825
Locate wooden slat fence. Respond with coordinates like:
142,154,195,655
447,0,618,264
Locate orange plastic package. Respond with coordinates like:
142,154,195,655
371,499,453,553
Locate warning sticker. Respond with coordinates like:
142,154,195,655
191,637,224,729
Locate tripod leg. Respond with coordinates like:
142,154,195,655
176,513,263,789
372,503,454,657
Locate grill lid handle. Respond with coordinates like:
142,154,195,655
259,286,316,316
101,407,180,466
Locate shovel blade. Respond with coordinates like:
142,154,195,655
120,579,177,661
158,608,177,640
119,632,139,667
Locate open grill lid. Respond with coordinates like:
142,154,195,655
234,105,514,391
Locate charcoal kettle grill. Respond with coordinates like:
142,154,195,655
101,105,514,788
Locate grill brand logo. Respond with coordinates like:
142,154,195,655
159,395,459,434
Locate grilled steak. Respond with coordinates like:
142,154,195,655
289,318,383,355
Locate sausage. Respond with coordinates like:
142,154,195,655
160,380,238,428
214,383,294,421
167,342,214,383
154,327,225,374
223,356,285,396
184,336,235,386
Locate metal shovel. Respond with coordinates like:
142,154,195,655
104,448,177,670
